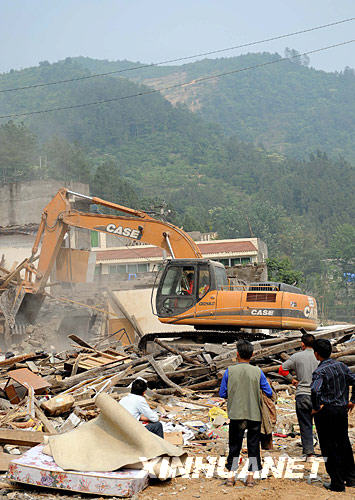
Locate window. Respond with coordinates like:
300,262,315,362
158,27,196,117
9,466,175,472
109,264,117,274
161,267,179,295
127,264,138,274
230,257,251,266
218,258,230,267
161,266,195,296
91,231,99,248
158,265,196,316
215,266,228,290
109,263,148,274
198,267,210,298
109,264,126,274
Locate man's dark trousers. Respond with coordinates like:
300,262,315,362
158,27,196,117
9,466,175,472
314,405,355,491
226,419,261,472
295,394,314,455
146,421,164,438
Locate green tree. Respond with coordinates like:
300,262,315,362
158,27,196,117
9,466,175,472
0,121,38,182
44,137,91,183
92,158,139,208
266,257,304,285
329,224,355,263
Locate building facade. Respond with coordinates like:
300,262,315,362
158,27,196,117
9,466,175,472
92,235,268,279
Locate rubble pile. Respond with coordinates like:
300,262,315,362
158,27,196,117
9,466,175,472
0,323,352,497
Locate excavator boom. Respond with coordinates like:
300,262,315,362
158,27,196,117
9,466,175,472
32,188,201,292
0,188,317,343
0,188,201,335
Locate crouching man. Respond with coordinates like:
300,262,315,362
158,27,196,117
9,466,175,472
120,378,164,438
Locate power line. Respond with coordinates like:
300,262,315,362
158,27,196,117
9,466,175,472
0,17,353,94
0,39,353,120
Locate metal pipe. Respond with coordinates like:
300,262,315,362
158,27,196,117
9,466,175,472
66,190,93,201
163,232,175,258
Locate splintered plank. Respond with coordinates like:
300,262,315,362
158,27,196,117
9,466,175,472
147,355,186,395
68,334,95,350
0,353,37,368
0,429,47,446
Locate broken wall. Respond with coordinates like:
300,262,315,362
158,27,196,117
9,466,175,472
0,180,89,227
227,262,268,282
0,180,90,270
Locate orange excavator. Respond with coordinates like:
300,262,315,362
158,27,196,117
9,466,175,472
0,188,317,345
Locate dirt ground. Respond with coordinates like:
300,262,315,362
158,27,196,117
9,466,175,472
3,460,354,500
1,390,354,499
138,476,355,500
2,432,354,500
136,399,355,499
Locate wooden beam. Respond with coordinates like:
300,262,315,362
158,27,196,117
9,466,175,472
253,326,355,361
0,352,37,368
68,334,95,350
185,379,218,390
34,400,57,434
147,355,185,395
153,338,201,366
1,259,29,288
0,429,47,446
260,345,355,374
52,355,152,392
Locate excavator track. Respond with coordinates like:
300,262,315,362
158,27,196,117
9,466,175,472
138,329,276,351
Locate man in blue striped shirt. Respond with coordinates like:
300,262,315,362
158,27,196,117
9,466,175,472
311,339,355,492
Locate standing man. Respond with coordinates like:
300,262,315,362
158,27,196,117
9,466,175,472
120,379,164,438
278,333,318,459
311,339,355,492
219,339,272,487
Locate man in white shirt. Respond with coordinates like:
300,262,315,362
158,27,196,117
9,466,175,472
119,378,164,438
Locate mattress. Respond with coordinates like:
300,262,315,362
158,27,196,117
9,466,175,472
7,444,149,497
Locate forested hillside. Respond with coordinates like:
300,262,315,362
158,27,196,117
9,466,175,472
0,58,353,321
0,59,218,149
75,53,355,161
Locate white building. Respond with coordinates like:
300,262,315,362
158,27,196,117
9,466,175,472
92,236,268,278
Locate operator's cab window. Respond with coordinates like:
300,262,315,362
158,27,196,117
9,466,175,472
198,267,210,298
161,266,195,296
158,265,196,316
180,268,195,295
215,266,228,290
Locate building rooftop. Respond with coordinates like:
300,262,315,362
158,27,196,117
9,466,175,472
95,239,258,263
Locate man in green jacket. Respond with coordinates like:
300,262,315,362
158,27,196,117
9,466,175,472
219,339,272,486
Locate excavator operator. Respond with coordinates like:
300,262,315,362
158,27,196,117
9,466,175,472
181,269,195,295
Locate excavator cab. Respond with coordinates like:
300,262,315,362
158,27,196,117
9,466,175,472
156,259,227,318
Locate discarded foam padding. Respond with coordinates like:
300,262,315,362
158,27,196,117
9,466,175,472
43,393,185,472
7,445,148,497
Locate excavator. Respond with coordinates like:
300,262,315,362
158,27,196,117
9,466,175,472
0,188,317,346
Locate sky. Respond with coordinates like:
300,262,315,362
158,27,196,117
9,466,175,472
0,0,354,74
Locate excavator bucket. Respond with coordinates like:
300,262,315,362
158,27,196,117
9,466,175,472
0,286,45,335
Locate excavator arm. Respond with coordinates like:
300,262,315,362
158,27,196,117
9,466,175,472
32,188,202,291
1,187,318,343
